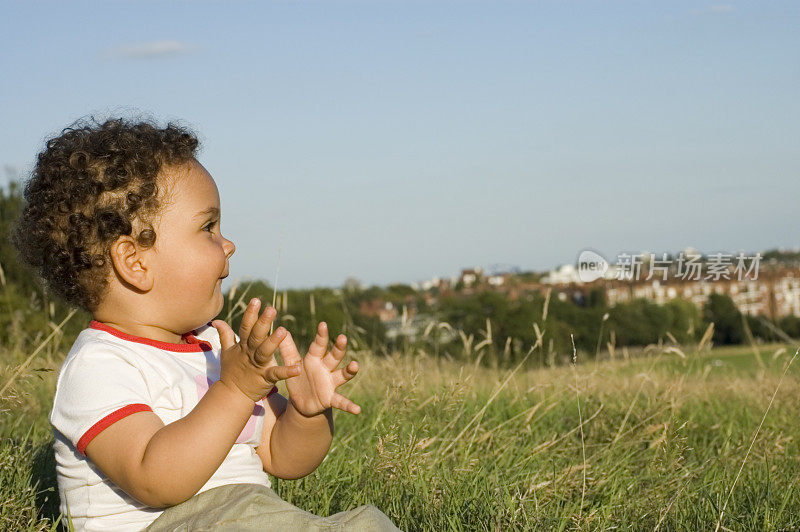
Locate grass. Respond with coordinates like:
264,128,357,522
2,319,800,530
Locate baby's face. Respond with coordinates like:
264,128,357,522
149,159,235,332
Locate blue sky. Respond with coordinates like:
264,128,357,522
1,1,798,290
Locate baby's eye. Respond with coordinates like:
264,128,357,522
203,220,217,232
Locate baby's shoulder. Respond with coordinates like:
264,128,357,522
66,328,141,364
60,327,168,380
53,331,158,408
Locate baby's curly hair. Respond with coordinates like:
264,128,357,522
11,116,200,313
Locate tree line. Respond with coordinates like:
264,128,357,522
1,180,797,364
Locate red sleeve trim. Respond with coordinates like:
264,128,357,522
265,386,278,398
77,403,153,456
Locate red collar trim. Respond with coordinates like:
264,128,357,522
89,320,213,352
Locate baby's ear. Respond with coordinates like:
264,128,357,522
109,235,153,292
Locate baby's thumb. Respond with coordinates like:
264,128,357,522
278,332,302,367
212,319,235,350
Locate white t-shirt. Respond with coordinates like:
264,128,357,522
50,320,277,531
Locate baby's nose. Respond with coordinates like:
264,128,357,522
224,238,236,258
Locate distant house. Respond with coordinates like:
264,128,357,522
542,264,581,285
487,275,505,286
364,257,800,326
460,267,483,287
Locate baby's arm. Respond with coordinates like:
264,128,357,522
256,324,360,478
256,390,334,479
85,379,263,508
86,302,296,508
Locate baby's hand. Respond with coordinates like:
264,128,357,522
212,298,300,403
279,322,361,417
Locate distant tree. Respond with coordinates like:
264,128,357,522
0,180,38,293
762,249,800,262
703,293,744,345
516,271,543,283
386,283,415,298
201,277,386,354
745,315,780,342
343,276,363,293
546,296,605,352
587,287,607,308
780,315,800,339
0,180,93,345
440,291,509,337
664,298,702,344
608,298,669,346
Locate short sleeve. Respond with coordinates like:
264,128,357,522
50,345,154,457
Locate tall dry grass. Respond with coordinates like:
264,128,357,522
2,283,800,530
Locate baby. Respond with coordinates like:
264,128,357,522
11,117,400,531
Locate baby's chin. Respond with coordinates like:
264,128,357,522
180,309,222,334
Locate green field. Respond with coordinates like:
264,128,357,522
2,328,800,530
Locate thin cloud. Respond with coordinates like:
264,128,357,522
104,40,199,60
690,4,734,15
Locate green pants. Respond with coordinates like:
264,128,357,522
144,483,402,531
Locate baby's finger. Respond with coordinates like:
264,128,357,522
330,392,361,415
278,332,302,367
331,360,358,388
307,322,329,359
263,363,301,384
254,327,287,366
238,298,261,344
211,319,235,351
246,306,277,354
324,334,347,369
